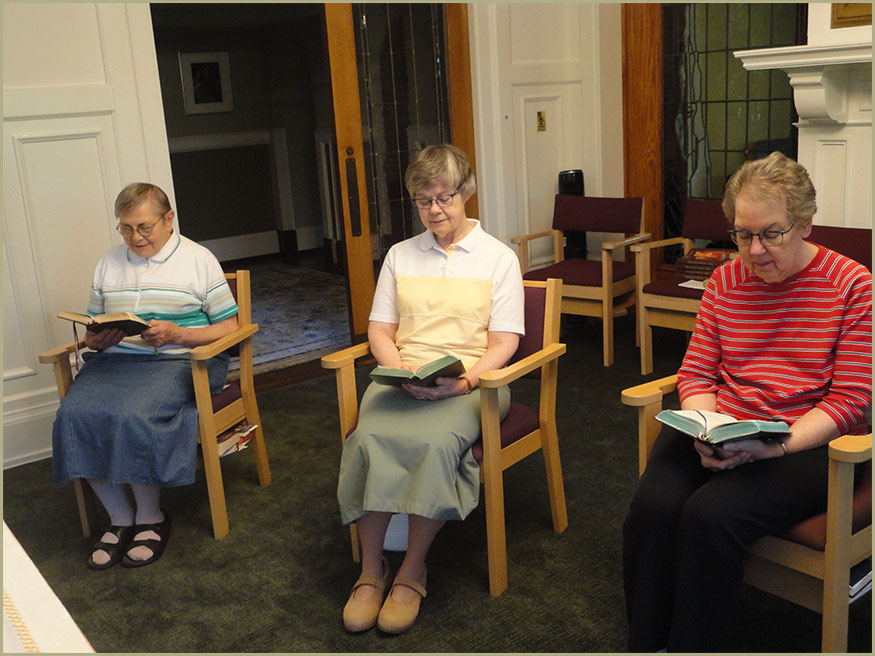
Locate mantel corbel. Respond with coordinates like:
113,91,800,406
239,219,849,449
734,43,872,126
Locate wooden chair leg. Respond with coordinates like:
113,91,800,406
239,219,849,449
201,445,229,540
481,388,508,597
640,315,654,376
483,467,508,597
602,308,614,367
820,457,854,653
74,478,99,538
540,421,568,534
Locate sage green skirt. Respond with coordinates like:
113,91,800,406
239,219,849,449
337,382,511,525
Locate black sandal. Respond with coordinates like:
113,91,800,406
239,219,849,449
121,513,171,568
87,525,135,570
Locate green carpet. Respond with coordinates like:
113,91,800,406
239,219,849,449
3,316,871,652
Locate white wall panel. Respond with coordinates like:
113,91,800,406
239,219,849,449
2,4,174,468
2,3,106,88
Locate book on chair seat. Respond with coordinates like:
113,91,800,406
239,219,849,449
369,355,465,387
57,310,150,336
656,409,789,453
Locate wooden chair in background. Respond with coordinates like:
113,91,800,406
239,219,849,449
631,199,729,375
621,375,872,653
322,278,568,596
39,270,271,540
511,194,649,367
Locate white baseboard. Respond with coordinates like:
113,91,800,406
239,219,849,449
199,231,279,262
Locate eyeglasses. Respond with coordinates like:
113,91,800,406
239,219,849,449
116,214,166,238
412,188,461,210
728,225,793,247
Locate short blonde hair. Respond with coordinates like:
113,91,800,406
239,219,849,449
114,182,172,218
404,144,476,200
722,152,816,229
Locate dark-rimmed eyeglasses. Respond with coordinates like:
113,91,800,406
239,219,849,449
116,214,166,238
728,225,793,247
412,188,462,210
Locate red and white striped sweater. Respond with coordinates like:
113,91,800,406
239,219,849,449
677,244,872,434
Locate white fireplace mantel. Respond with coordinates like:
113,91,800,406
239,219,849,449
734,43,872,125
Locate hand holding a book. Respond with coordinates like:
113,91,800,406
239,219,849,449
84,327,126,351
140,320,182,348
403,376,468,401
693,440,753,471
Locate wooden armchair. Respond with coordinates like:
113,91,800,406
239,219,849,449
39,270,271,540
621,375,872,652
631,199,729,375
322,278,568,596
511,194,650,367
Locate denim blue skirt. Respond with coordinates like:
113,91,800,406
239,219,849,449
52,351,229,487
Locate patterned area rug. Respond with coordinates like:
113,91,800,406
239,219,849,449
233,262,350,371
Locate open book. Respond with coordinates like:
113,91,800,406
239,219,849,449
369,355,465,387
656,409,789,452
57,310,150,336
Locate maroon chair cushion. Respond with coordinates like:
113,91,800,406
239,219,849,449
523,258,635,286
471,402,539,464
779,461,872,551
211,380,242,413
551,194,643,234
642,276,706,300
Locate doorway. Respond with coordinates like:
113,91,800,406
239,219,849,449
149,3,454,372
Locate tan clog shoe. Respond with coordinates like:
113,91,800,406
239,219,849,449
342,556,392,632
376,571,427,634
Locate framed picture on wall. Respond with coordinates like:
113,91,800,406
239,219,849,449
178,51,234,115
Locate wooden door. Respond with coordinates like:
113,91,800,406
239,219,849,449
324,3,375,339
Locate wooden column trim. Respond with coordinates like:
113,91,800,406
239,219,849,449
622,4,663,270
445,3,478,219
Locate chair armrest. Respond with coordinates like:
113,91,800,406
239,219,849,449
510,229,557,245
602,232,651,251
630,236,687,253
190,323,258,361
478,343,566,388
828,433,872,464
321,342,372,369
38,340,86,364
620,374,679,407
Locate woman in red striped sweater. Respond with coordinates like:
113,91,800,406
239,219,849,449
622,152,871,652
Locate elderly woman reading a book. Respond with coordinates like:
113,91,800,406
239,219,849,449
52,183,238,569
337,145,524,634
622,152,872,652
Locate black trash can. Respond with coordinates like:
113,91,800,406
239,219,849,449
558,169,586,259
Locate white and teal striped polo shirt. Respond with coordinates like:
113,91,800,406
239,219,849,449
88,232,238,354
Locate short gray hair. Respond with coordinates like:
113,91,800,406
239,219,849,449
722,152,816,229
404,144,476,200
114,182,172,218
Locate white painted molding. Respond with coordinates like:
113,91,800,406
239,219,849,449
2,84,116,120
735,43,872,126
735,43,871,70
198,230,279,262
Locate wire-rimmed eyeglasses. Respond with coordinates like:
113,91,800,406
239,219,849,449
116,214,166,238
728,225,793,247
412,187,462,210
